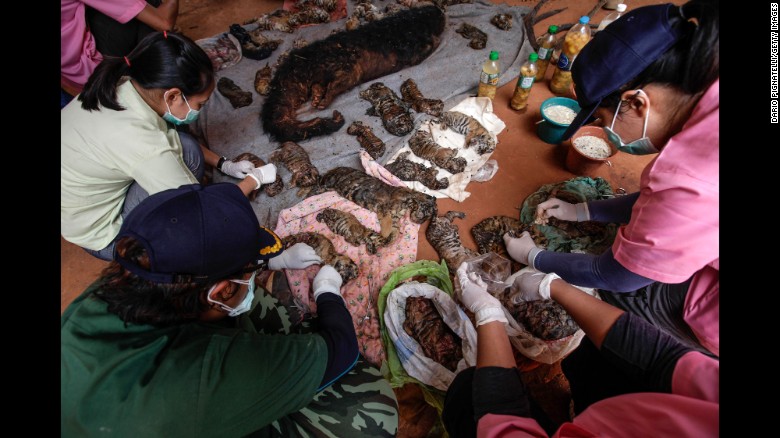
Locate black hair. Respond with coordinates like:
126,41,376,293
93,236,244,327
78,31,214,112
599,0,719,110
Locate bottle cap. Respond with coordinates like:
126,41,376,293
579,16,590,24
548,25,558,34
616,4,627,12
529,53,538,62
489,51,499,60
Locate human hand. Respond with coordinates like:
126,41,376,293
220,159,254,179
535,198,589,223
456,262,507,326
246,163,278,189
267,242,322,270
509,269,561,303
312,264,343,300
503,231,542,267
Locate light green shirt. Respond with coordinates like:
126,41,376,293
61,79,198,250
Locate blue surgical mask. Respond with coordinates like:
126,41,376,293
603,89,659,155
162,91,200,125
206,270,257,317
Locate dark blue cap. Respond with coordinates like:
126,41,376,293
561,3,685,141
115,183,282,284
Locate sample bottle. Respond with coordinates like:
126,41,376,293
477,51,500,100
549,16,591,95
535,25,558,81
597,3,627,31
510,53,538,112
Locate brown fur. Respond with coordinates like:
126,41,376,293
261,5,445,142
312,167,437,226
316,208,389,255
385,151,449,191
470,216,530,272
455,22,487,50
254,64,273,96
281,233,359,284
440,111,496,154
269,142,320,194
408,129,467,174
346,121,386,160
232,152,284,199
490,14,513,30
359,82,414,137
217,77,252,109
400,78,443,117
425,211,479,274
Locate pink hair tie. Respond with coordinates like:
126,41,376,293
163,30,168,39
124,56,131,67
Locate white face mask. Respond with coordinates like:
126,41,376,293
206,270,257,317
602,89,659,155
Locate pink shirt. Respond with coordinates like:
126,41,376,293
612,80,720,356
61,0,146,90
477,351,720,437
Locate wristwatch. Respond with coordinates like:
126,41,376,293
216,156,227,172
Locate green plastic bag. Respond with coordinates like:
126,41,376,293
377,259,454,431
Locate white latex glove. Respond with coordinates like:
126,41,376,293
503,231,543,268
246,163,278,189
312,264,343,300
510,269,561,303
267,242,322,270
220,159,254,179
456,262,507,326
535,198,590,223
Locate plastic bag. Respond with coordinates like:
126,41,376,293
384,281,477,391
498,267,600,364
460,252,511,294
471,159,499,182
195,33,242,72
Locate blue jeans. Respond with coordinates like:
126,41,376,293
85,131,204,261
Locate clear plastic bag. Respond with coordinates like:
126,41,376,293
195,33,242,72
471,159,499,182
460,252,511,294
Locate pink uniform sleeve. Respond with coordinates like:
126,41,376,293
612,80,719,284
672,351,719,403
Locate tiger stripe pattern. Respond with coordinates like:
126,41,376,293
440,111,496,154
408,129,467,174
316,207,390,255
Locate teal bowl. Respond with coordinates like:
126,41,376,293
537,97,581,144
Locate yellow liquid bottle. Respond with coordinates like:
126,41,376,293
477,51,500,100
510,52,538,112
550,16,591,95
535,25,558,81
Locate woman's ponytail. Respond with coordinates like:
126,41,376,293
78,57,133,111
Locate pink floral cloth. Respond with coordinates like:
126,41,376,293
274,152,420,365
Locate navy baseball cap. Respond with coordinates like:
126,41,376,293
561,3,685,141
115,183,283,284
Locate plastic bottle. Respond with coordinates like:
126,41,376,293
604,0,622,10
597,3,627,31
535,25,558,81
549,16,591,95
510,53,538,112
477,51,500,100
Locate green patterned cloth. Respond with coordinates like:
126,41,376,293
241,271,399,437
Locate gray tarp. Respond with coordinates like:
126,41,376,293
192,0,533,226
